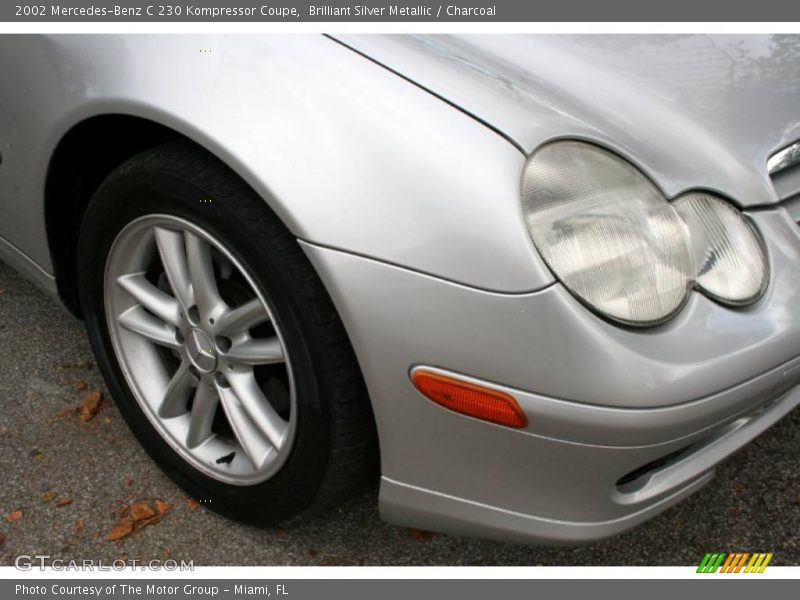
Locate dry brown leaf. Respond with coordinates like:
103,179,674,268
138,515,163,528
107,518,135,541
0,288,5,296
56,498,73,507
41,491,58,503
408,528,438,543
129,502,155,521
79,391,103,422
73,382,88,392
5,510,23,523
154,499,171,515
186,497,200,511
75,520,85,533
0,533,6,545
107,500,169,542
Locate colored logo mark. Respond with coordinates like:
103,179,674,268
697,552,773,573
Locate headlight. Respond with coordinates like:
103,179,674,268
521,141,767,326
521,141,693,325
674,193,768,305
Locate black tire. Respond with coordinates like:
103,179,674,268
76,140,379,526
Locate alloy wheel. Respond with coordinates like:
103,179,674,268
104,214,297,485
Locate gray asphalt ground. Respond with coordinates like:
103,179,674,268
1,260,798,567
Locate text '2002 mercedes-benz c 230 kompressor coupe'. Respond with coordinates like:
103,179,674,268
0,35,799,544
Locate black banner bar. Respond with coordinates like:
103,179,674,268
3,579,798,600
3,0,800,22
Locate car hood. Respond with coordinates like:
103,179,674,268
338,34,800,207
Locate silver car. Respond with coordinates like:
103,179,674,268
1,34,798,544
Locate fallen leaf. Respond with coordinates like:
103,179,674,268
75,520,85,533
56,498,73,507
32,452,44,461
129,502,155,521
138,515,163,528
73,382,88,392
5,511,23,523
79,391,103,422
0,288,5,296
41,491,58,503
307,548,319,558
408,528,438,542
107,518,135,541
185,498,200,511
125,478,134,487
154,499,171,515
103,417,112,424
0,533,5,545
106,499,169,542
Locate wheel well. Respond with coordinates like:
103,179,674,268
45,115,182,316
46,116,382,483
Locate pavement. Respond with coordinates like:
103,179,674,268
1,259,799,567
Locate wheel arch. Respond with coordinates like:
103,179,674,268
45,114,182,316
44,112,299,318
45,113,383,485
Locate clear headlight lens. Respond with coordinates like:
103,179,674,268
674,193,768,305
521,141,767,326
522,141,693,325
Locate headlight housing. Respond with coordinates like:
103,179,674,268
674,193,768,305
521,141,768,326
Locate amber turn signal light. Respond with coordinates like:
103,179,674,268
411,370,528,428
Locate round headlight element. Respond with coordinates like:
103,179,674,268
521,141,694,325
674,193,768,305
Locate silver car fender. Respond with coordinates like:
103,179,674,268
0,34,553,295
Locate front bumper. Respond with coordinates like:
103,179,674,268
301,207,800,544
380,364,800,544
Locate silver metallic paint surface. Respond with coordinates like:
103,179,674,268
303,222,800,538
340,35,800,207
303,209,800,410
383,372,800,543
0,34,551,294
1,34,799,543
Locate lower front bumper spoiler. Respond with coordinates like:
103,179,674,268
380,380,800,544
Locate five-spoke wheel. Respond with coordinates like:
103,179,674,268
106,215,296,485
77,141,377,525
